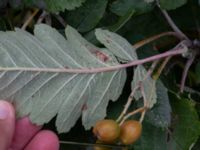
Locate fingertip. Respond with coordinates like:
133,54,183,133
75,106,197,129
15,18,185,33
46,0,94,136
25,130,59,150
0,100,15,120
0,100,15,150
10,117,41,149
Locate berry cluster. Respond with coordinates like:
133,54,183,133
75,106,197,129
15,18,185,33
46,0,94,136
93,119,142,145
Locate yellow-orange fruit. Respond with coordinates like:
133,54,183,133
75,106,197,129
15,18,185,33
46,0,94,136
93,119,120,143
120,120,142,145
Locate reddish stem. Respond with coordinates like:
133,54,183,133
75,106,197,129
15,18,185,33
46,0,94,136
180,53,196,93
0,47,187,73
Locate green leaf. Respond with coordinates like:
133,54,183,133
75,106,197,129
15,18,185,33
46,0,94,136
133,121,168,150
110,0,154,16
95,28,138,61
84,9,135,45
159,0,188,10
108,9,135,32
132,65,157,108
9,0,87,12
0,18,7,31
9,0,46,9
168,95,200,150
145,80,171,127
44,0,87,12
66,0,108,32
0,24,126,133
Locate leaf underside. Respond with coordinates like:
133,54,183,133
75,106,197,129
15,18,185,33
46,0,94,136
0,24,127,133
132,65,157,108
95,29,157,108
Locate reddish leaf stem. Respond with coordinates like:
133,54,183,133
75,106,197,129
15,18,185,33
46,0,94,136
133,32,181,49
180,53,196,93
0,47,187,73
156,0,189,41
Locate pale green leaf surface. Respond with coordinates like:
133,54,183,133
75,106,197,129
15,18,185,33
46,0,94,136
132,65,157,108
0,24,126,133
95,28,137,61
96,29,157,109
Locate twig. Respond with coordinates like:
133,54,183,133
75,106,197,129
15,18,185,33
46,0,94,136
133,32,181,49
37,11,48,24
138,83,148,123
144,60,160,80
177,84,200,96
59,141,124,148
116,85,140,123
53,14,67,27
140,83,148,107
156,0,190,41
139,110,146,123
117,61,157,123
22,9,39,30
180,53,196,93
153,56,171,80
119,107,146,126
0,47,187,73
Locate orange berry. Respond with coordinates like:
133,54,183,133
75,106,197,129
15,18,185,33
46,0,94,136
93,119,120,143
120,120,142,145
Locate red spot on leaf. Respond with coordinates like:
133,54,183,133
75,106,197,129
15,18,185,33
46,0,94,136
81,103,88,111
106,39,110,43
95,51,109,62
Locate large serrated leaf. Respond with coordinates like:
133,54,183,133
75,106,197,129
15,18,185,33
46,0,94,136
132,65,157,108
0,24,126,133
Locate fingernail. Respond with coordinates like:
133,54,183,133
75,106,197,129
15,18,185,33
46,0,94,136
0,101,9,120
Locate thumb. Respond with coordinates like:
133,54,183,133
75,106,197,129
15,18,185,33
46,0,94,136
0,100,15,150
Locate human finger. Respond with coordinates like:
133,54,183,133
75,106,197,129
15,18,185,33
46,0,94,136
10,117,41,150
0,100,15,150
24,130,59,150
